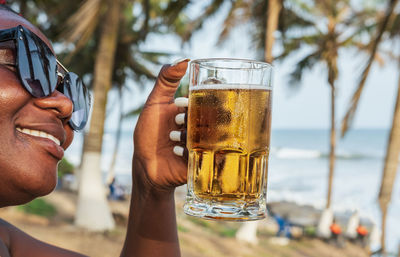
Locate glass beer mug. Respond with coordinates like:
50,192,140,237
184,58,273,221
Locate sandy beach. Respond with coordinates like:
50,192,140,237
0,190,370,257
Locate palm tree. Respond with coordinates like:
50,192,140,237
379,67,400,255
340,0,399,254
62,0,167,231
279,0,378,209
165,0,313,63
397,243,400,257
265,0,282,62
67,0,121,230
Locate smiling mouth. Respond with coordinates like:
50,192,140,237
16,128,61,146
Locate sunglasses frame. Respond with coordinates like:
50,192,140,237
0,25,91,131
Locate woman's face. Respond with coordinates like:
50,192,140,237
0,10,75,206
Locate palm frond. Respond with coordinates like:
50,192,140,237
276,34,322,60
217,0,252,45
139,51,176,65
127,53,157,80
339,22,378,48
61,0,103,58
180,0,225,42
288,50,322,89
163,0,191,25
388,13,400,37
279,2,316,37
138,0,150,40
341,0,399,137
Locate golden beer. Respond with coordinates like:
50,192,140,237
187,85,272,206
184,58,273,221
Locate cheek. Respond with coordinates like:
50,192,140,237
0,69,29,113
62,127,74,149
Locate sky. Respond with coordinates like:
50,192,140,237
105,1,399,132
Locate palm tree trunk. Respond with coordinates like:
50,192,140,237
378,68,400,254
380,205,388,255
75,0,121,231
397,242,400,257
236,1,282,240
19,1,27,16
326,83,336,209
265,0,282,63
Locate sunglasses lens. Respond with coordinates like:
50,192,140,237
13,26,90,131
62,73,90,131
17,27,57,98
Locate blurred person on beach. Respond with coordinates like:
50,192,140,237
108,178,126,201
0,3,188,257
355,223,369,248
329,218,345,248
273,213,292,239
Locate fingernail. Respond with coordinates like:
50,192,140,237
173,146,184,157
175,113,185,125
174,97,189,107
169,131,181,142
171,58,190,66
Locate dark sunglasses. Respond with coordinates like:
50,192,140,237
0,25,91,131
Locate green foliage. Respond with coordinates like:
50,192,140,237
174,76,189,98
218,227,238,238
7,0,179,92
177,224,190,232
187,216,211,228
18,198,57,218
187,216,239,238
124,106,144,118
57,158,75,178
278,0,381,87
303,226,316,237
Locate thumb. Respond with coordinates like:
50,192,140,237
147,59,190,104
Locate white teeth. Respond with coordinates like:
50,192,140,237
31,130,40,137
16,128,61,146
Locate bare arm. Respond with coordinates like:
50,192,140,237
120,60,189,257
0,219,86,257
120,160,180,256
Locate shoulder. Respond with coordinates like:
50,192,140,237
0,219,11,245
0,218,87,257
0,219,11,257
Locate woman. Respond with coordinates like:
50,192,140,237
0,4,188,257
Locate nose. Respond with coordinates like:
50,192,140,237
32,90,74,125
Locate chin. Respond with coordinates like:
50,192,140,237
0,180,56,207
18,168,58,202
28,176,57,196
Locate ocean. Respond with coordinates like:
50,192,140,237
65,128,400,253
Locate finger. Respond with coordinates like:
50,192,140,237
147,59,190,104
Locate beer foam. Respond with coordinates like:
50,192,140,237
190,83,272,91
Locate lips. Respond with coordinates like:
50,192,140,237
16,127,61,145
15,124,66,160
